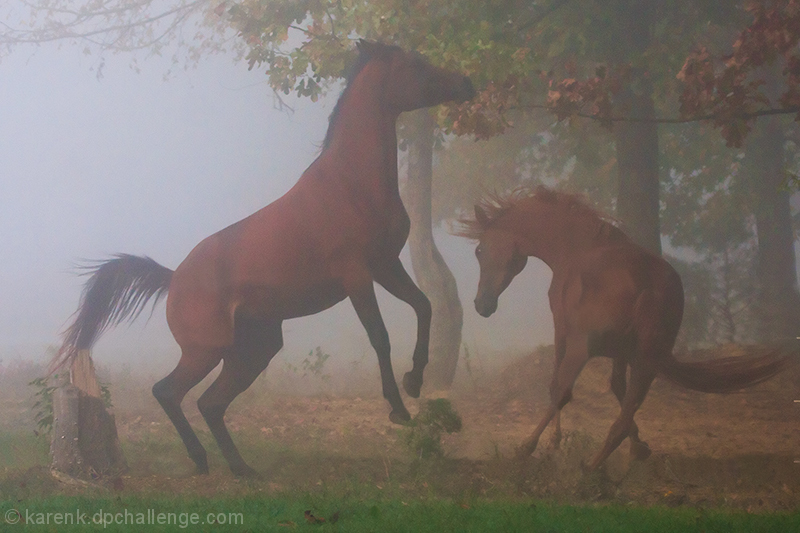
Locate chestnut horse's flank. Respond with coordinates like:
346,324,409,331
458,186,793,471
55,40,475,477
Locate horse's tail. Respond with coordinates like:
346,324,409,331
659,344,794,393
52,254,173,372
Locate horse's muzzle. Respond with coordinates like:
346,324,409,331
474,295,497,318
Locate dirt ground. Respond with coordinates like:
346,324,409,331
2,346,799,511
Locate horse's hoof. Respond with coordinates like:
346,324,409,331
402,372,422,398
194,464,210,476
389,408,411,425
515,436,539,460
515,443,534,461
630,440,652,461
231,465,262,479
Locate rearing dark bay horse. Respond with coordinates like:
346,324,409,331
458,186,792,472
55,40,475,477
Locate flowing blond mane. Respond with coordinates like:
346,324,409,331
455,186,624,243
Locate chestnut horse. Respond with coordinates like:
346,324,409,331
458,186,792,472
55,40,475,477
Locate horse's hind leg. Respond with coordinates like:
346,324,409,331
197,315,283,477
609,357,651,460
587,362,656,472
152,348,223,474
549,330,567,449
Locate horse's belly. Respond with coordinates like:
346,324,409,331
235,281,347,320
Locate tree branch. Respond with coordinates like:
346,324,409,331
518,103,800,124
0,0,207,49
514,0,574,33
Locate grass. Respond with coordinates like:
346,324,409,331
2,359,799,531
0,432,49,471
4,494,799,532
1,419,798,532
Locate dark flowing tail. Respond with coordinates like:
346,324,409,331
659,344,795,393
53,254,173,371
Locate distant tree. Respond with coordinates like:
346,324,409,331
675,1,800,340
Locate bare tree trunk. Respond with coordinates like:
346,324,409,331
612,1,661,255
51,382,82,475
743,116,800,341
716,248,738,344
404,109,464,389
614,93,660,255
51,350,127,478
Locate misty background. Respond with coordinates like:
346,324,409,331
0,45,554,380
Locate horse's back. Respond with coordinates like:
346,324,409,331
566,243,683,335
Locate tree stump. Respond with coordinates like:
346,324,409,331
50,350,127,478
50,383,81,475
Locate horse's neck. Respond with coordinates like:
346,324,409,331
324,65,401,201
512,204,599,268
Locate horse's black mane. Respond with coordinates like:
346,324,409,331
322,40,401,150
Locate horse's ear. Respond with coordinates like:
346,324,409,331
474,205,489,227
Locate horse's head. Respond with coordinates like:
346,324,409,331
356,40,475,111
471,205,528,317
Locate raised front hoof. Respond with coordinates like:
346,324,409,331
402,372,422,398
230,464,262,479
630,440,652,461
389,408,412,425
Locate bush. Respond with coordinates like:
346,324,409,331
402,399,462,459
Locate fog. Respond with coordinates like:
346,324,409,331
0,46,554,378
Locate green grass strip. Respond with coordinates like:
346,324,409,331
3,495,798,532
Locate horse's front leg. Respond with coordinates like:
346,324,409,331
372,257,431,398
348,271,411,423
518,332,589,458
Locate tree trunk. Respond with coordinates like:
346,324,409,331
51,382,82,476
614,94,660,255
404,109,464,390
743,116,800,341
611,1,661,255
51,350,127,479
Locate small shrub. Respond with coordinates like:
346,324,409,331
29,375,113,436
29,375,59,435
302,347,331,382
402,399,462,459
